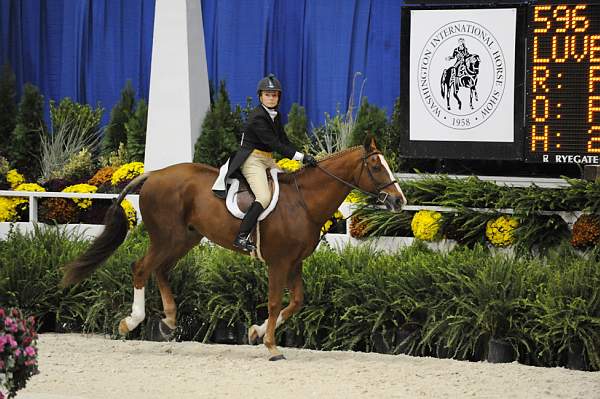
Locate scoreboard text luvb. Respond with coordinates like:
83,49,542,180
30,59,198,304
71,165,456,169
527,3,600,164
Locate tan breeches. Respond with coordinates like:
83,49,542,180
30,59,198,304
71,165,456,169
241,153,277,208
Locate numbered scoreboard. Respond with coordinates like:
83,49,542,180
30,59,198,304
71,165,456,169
400,1,600,165
526,2,600,164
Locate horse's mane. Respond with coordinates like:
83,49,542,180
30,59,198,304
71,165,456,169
277,146,363,183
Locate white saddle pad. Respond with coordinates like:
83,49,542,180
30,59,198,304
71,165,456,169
226,168,282,220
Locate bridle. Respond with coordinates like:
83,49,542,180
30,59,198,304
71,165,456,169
316,149,398,204
292,149,399,226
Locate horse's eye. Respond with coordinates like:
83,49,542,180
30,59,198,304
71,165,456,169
372,164,382,172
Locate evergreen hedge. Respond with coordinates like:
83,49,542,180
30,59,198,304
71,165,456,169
0,64,17,157
10,83,46,178
1,227,598,370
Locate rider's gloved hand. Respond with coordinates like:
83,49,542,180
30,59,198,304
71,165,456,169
303,154,318,167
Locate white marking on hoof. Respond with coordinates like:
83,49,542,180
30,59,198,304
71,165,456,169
124,287,145,331
248,325,259,344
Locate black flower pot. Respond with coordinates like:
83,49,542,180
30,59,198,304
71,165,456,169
395,328,413,354
567,342,587,371
372,330,391,354
487,338,514,363
212,320,247,345
284,328,304,348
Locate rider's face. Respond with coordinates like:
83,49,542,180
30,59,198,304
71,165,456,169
260,91,280,108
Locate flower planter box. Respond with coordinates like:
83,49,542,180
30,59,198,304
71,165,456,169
322,234,457,253
0,221,106,240
0,192,140,240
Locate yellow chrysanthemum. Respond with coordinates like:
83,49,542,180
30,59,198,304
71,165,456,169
0,196,18,222
13,183,46,209
276,158,302,173
111,162,144,186
321,210,344,235
344,190,365,204
62,184,98,209
486,215,518,247
6,169,25,189
120,199,137,230
411,210,442,241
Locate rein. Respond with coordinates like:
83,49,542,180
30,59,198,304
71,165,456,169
316,150,397,204
292,150,398,227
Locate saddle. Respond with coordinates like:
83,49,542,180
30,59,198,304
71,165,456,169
212,163,282,220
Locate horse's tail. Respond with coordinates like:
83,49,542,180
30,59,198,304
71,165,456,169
441,69,447,98
61,172,151,287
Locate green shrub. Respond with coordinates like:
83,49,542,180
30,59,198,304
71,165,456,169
125,99,148,162
101,81,135,157
350,97,388,148
285,103,310,152
50,97,103,145
1,228,598,370
193,81,241,166
0,64,17,156
10,83,46,179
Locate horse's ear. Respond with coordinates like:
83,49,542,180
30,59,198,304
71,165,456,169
363,134,377,151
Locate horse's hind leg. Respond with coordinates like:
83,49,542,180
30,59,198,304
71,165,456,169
154,267,177,340
118,246,173,335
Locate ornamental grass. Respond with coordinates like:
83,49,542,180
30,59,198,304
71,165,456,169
1,228,599,371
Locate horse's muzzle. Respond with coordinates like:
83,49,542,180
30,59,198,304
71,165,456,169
380,193,404,212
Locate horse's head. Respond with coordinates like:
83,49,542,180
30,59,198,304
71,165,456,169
354,137,407,211
466,54,480,74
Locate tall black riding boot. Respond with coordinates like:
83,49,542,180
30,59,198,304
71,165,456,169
233,201,264,252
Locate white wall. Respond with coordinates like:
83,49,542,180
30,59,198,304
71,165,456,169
144,0,211,171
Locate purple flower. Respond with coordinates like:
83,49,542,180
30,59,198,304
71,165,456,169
7,334,17,348
15,348,21,357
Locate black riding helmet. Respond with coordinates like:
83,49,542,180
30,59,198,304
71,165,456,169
257,74,282,107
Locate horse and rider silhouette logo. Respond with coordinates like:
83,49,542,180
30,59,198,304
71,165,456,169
417,20,506,130
441,38,481,111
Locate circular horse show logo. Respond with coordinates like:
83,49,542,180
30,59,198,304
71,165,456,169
417,20,506,130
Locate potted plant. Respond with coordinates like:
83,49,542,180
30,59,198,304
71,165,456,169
531,255,600,371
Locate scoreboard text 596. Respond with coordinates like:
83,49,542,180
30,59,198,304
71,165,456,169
527,2,600,163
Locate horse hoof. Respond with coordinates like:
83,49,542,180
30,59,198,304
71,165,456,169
159,320,175,341
269,354,286,361
248,325,259,345
118,319,129,336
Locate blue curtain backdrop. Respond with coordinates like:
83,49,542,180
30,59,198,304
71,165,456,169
0,0,403,128
0,0,155,127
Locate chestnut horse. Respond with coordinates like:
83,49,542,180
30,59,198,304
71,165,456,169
62,138,406,360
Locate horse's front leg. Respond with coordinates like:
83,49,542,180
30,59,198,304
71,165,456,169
248,264,304,346
470,87,474,109
454,85,462,110
263,264,287,360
